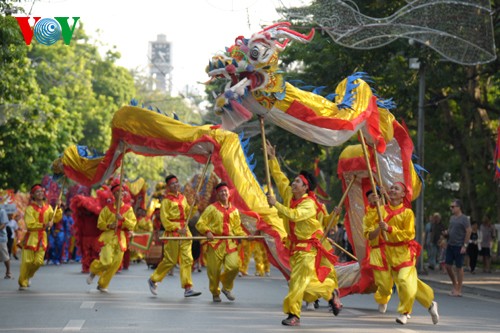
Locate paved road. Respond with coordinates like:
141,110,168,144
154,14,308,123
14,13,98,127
1,258,499,332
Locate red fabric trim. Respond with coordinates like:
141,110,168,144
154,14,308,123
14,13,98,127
30,203,49,223
256,216,290,280
392,120,414,207
337,156,369,176
365,97,386,153
165,193,186,228
286,100,367,131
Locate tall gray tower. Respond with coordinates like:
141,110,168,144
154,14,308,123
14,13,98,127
148,34,172,93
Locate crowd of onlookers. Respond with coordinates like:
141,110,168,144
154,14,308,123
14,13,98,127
424,208,499,275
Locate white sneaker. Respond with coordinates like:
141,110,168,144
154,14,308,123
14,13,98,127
378,303,387,314
306,302,315,311
86,273,95,285
148,279,158,296
97,285,108,293
221,288,235,301
396,313,408,325
428,301,439,324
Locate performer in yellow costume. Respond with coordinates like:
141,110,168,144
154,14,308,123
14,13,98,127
196,182,248,303
266,142,341,326
370,183,439,325
148,175,202,297
239,239,271,277
86,184,137,292
135,207,153,233
19,184,62,290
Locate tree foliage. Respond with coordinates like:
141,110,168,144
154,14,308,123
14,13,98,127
0,6,136,190
273,0,500,222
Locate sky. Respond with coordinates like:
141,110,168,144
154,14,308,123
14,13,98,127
17,0,294,96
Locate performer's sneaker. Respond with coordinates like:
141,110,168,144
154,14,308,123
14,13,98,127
86,273,95,285
328,289,342,316
184,289,202,297
18,286,28,291
221,288,235,301
396,313,409,325
305,302,315,311
148,279,158,296
212,295,222,303
428,301,439,324
281,314,300,326
378,303,388,314
97,285,108,293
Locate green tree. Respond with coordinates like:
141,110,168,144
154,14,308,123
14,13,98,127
0,4,137,190
277,0,500,222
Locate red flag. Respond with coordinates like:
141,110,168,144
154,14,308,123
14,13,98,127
495,124,500,180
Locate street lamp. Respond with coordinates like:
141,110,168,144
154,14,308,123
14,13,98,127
409,56,426,273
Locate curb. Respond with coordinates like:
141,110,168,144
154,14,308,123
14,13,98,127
420,277,500,300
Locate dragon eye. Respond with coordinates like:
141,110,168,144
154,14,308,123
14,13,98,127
250,46,260,61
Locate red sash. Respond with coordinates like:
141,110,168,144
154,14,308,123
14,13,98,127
24,203,50,251
106,203,131,251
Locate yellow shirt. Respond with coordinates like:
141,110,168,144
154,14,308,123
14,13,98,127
97,204,137,251
135,217,153,232
196,202,246,252
23,203,62,251
269,158,323,242
160,192,194,237
382,203,416,270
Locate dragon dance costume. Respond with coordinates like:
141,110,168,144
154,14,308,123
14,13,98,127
371,202,434,316
89,202,136,290
269,158,337,319
363,202,436,311
196,200,247,298
19,202,62,288
150,190,197,290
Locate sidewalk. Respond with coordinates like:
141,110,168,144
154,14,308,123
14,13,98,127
419,267,500,299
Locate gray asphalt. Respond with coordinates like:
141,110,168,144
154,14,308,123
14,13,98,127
1,258,500,332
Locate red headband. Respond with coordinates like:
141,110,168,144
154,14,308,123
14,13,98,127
298,175,309,188
216,185,229,193
167,177,178,185
31,185,43,195
394,182,407,193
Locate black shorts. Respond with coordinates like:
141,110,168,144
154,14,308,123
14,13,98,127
479,247,491,257
445,245,465,268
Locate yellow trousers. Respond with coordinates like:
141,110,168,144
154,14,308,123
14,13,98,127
150,239,193,289
239,240,252,274
284,250,335,317
254,241,270,276
373,268,434,311
205,245,239,296
392,266,434,314
18,248,45,287
89,242,124,289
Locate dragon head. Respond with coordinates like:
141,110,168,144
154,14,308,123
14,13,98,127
206,22,315,117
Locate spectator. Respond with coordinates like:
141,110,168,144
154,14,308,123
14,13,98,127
467,221,480,274
479,216,496,273
7,213,19,260
443,199,471,297
0,207,12,279
428,213,445,270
